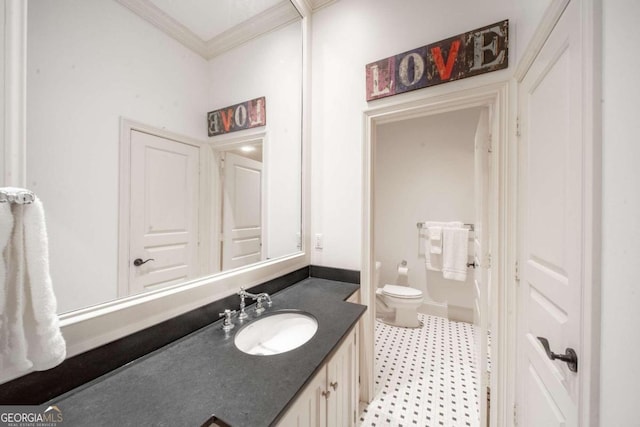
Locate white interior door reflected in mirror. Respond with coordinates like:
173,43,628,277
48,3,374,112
129,130,200,295
221,151,264,270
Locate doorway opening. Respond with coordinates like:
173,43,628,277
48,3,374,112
210,133,267,273
360,82,513,427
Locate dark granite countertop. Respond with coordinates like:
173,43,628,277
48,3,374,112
51,278,365,426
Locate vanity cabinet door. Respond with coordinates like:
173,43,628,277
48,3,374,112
326,328,358,427
278,327,359,427
277,366,326,427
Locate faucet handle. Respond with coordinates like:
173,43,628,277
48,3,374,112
218,309,236,331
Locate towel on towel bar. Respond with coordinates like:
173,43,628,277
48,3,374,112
424,236,442,271
0,198,66,374
422,221,463,258
428,226,443,254
442,226,469,282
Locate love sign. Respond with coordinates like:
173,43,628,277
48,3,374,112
365,20,509,101
207,96,266,137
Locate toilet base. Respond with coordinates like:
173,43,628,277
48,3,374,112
377,307,423,328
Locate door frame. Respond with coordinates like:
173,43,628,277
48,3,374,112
361,81,515,426
118,118,211,298
513,0,601,425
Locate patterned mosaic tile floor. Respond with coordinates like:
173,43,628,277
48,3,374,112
359,314,480,427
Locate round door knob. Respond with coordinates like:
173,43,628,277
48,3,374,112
133,258,155,267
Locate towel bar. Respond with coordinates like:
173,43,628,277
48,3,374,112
416,222,474,232
0,188,36,204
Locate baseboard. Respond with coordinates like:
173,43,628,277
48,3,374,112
418,299,449,319
447,305,474,324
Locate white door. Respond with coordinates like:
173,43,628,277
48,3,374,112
473,107,491,427
222,152,263,270
129,130,200,295
517,1,584,425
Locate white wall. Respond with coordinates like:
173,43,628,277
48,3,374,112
375,108,480,312
513,0,553,58
208,21,303,261
27,0,210,313
600,0,640,423
310,0,514,270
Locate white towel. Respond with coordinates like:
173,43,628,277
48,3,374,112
424,235,442,271
442,226,469,281
0,203,15,369
0,198,66,373
422,221,463,258
428,226,443,254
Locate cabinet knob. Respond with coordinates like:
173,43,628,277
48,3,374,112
321,390,331,399
330,381,338,391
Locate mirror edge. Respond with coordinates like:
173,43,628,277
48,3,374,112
0,0,311,384
59,252,308,358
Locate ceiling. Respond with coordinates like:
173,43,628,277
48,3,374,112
149,0,284,41
115,0,336,60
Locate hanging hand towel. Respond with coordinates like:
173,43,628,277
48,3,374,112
22,198,66,370
0,198,66,374
428,226,443,254
422,221,463,256
0,203,15,371
424,235,442,271
442,226,469,281
1,203,30,373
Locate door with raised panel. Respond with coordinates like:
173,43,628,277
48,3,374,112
516,1,585,425
221,152,263,270
129,130,200,295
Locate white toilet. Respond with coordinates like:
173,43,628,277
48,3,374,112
375,262,424,328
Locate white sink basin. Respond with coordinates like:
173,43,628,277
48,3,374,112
234,311,318,356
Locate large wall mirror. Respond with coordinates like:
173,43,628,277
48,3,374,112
25,0,304,315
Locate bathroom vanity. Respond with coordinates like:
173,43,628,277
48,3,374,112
49,278,365,426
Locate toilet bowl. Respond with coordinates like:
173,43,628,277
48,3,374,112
376,285,424,328
375,262,424,328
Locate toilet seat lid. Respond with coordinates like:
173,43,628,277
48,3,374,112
382,284,422,298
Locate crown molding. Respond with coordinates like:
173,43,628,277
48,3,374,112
114,0,301,60
311,0,337,12
205,1,301,59
115,0,209,58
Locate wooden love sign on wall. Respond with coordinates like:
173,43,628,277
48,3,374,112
207,96,266,137
365,20,509,101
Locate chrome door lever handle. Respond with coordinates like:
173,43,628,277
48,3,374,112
537,336,578,373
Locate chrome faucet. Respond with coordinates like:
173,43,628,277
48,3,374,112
237,288,249,320
238,288,272,315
